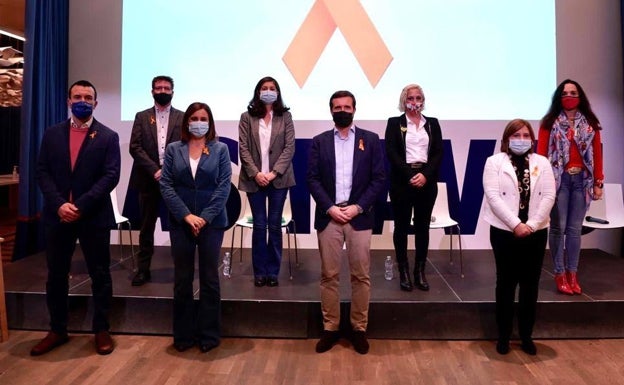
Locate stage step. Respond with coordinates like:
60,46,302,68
4,248,624,339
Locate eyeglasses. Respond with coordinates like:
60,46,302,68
406,96,423,101
154,86,172,92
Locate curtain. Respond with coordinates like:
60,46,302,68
14,0,69,260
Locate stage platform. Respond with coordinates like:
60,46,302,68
3,246,624,340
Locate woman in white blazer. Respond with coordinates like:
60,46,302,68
483,119,556,356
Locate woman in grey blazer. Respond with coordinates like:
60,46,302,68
238,76,296,287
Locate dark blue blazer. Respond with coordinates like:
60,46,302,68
307,127,386,231
159,140,232,229
36,118,121,227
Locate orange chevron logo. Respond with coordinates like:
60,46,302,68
283,0,393,88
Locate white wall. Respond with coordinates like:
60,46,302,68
68,0,624,254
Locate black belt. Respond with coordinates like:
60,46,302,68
408,162,426,169
336,201,349,207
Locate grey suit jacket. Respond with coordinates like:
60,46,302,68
237,110,296,192
129,105,184,190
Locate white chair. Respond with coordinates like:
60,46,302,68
230,191,253,269
110,188,136,270
430,182,464,277
229,190,298,279
582,183,624,230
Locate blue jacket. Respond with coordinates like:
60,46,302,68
36,118,121,227
160,140,231,229
307,126,386,231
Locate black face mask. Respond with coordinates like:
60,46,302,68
332,111,354,128
153,92,173,106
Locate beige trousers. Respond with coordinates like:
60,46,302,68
317,221,372,332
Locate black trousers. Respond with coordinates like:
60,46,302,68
170,225,223,346
490,226,547,341
137,183,162,272
390,179,437,267
45,223,112,333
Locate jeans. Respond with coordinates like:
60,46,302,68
549,172,587,274
247,186,288,279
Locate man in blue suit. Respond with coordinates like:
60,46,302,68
307,90,386,355
32,80,121,356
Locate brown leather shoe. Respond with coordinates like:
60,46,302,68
95,331,114,355
30,331,69,356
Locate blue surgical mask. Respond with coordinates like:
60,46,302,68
71,101,93,120
259,90,278,104
189,121,209,138
509,139,532,155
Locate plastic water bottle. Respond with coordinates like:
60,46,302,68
222,252,231,277
384,256,394,280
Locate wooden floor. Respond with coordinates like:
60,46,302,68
0,331,623,385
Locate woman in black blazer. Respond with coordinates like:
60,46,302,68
385,84,443,291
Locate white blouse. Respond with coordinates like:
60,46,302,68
405,114,429,163
258,111,273,174
189,156,199,179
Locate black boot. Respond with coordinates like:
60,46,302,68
398,264,413,292
414,262,430,291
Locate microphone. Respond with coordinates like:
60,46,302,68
585,216,609,224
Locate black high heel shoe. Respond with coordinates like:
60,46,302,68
398,264,413,291
414,262,429,291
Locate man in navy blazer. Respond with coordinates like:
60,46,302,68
129,75,183,286
33,80,121,356
307,90,385,355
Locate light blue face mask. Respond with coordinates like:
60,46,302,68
259,90,278,104
189,121,209,138
509,139,532,155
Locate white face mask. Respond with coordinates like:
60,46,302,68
509,139,532,155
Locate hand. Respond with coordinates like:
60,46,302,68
513,223,532,238
327,206,350,224
154,169,162,181
184,214,206,237
266,171,277,183
593,185,603,200
254,172,270,187
58,202,81,223
409,173,427,188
